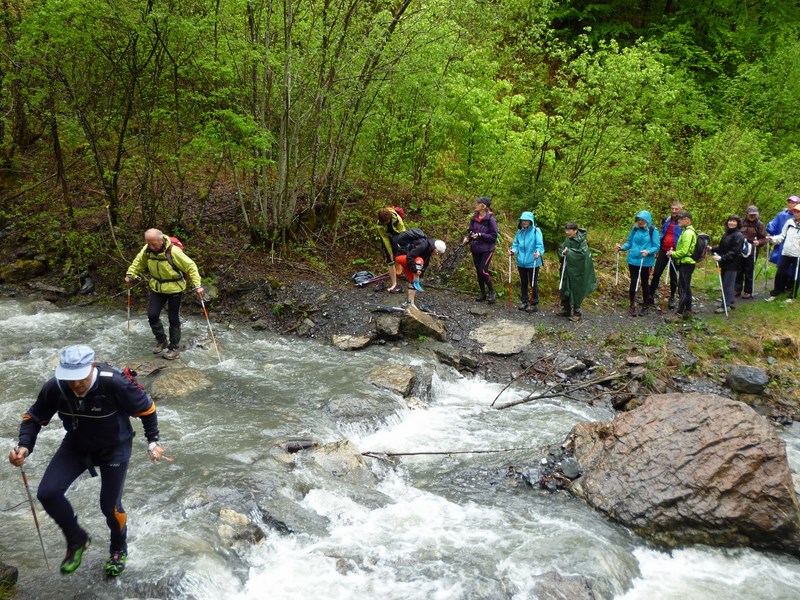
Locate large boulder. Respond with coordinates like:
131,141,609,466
564,392,800,557
150,366,213,400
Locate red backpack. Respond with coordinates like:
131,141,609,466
391,206,406,220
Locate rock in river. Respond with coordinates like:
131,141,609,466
564,392,800,557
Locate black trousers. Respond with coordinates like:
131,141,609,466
148,291,183,349
518,266,540,305
677,263,695,314
649,249,676,302
628,264,651,306
735,249,757,295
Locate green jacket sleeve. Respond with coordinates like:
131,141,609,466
126,245,149,279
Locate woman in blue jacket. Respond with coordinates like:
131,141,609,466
617,210,660,316
508,211,545,312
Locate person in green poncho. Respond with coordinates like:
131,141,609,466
558,222,597,321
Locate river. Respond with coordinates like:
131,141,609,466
1,298,799,599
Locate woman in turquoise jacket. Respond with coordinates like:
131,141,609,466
616,210,660,316
508,211,545,312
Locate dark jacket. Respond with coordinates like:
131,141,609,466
712,228,745,272
394,228,436,274
739,216,767,246
466,211,498,254
18,365,159,458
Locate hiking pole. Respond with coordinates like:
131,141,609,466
716,261,728,316
615,250,619,286
507,254,512,311
199,297,222,363
764,242,771,295
126,287,132,334
794,256,800,300
660,256,673,320
559,252,568,290
633,256,644,297
18,463,51,571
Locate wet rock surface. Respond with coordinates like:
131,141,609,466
564,392,800,557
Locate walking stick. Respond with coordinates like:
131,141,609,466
717,262,728,316
200,297,222,363
559,252,568,291
19,464,51,570
126,287,131,334
764,242,771,295
633,256,644,297
615,250,619,286
507,254,513,311
660,256,673,320
794,256,800,300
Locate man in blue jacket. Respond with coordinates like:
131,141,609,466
8,345,164,577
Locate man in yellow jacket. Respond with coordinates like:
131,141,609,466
125,229,204,360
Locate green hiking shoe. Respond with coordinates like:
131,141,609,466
104,549,127,577
60,536,90,575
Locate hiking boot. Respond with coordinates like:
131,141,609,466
518,302,528,311
60,534,90,575
528,305,538,313
628,306,637,317
557,309,571,317
163,348,180,360
638,305,649,316
568,314,581,322
714,307,727,314
573,309,582,317
104,549,127,577
475,294,486,302
487,290,497,304
152,339,168,354
387,284,404,294
742,292,752,299
668,298,676,309
765,296,778,302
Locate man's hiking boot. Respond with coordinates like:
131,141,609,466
668,297,676,309
742,292,753,299
104,549,127,577
60,534,90,575
529,305,538,313
163,348,180,360
475,294,486,302
487,290,497,304
638,305,649,316
152,339,168,354
557,308,571,317
628,306,637,317
518,302,528,311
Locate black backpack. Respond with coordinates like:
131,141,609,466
690,233,710,262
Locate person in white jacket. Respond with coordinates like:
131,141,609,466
767,204,800,302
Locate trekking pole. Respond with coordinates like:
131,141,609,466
199,297,222,363
716,261,728,316
660,256,673,320
764,242,771,295
558,252,568,291
633,256,644,297
615,250,619,286
126,287,132,334
794,256,800,300
18,464,51,571
507,254,512,311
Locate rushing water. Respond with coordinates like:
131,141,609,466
1,297,799,600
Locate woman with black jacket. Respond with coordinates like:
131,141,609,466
711,215,745,313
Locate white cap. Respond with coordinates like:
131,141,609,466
55,345,95,380
434,240,446,254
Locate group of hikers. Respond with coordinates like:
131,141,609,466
8,228,203,578
377,195,800,321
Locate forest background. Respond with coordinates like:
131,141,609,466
2,0,800,295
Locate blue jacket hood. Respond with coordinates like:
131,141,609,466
518,211,535,228
635,210,653,228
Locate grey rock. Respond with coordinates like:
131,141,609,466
726,365,771,395
553,352,587,374
375,314,401,339
533,570,598,600
331,334,374,351
470,319,535,355
399,305,447,341
0,562,18,588
368,365,417,397
560,457,582,479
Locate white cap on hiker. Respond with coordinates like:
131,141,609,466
55,345,95,380
434,240,446,254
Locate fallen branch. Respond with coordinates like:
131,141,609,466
490,351,556,407
362,446,538,458
494,371,624,410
